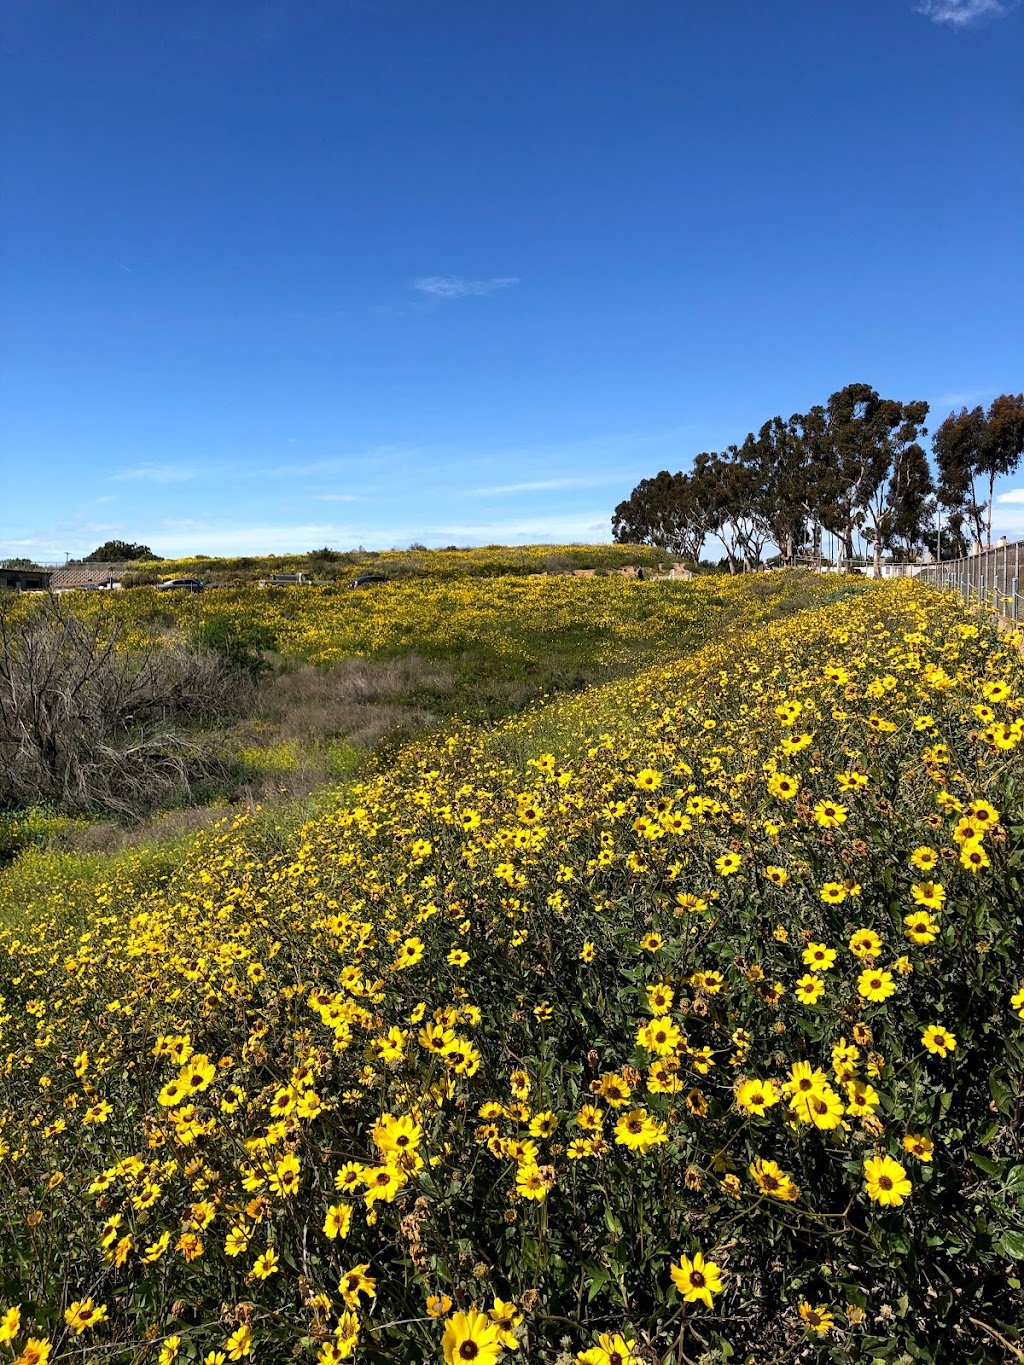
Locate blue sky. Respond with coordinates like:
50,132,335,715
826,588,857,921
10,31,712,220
1,0,1022,559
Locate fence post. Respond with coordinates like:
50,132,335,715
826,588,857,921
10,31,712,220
994,547,999,614
992,547,997,613
991,548,997,613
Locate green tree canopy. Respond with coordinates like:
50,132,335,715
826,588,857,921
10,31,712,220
797,383,930,573
934,394,1024,548
614,381,947,574
611,470,714,565
82,540,158,562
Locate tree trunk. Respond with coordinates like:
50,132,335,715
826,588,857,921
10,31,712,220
841,527,854,572
987,473,995,548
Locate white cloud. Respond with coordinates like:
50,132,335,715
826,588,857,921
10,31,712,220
0,526,119,561
33,512,614,559
0,537,52,556
262,447,413,478
929,387,993,410
990,515,1024,541
142,523,356,556
313,493,361,502
413,275,520,299
915,0,1012,25
465,477,619,496
111,463,197,484
263,458,351,478
411,513,614,545
996,488,1024,504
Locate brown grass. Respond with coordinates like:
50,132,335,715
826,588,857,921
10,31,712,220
255,654,453,748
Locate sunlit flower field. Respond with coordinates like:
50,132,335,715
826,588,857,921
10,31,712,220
27,571,746,667
1,575,1022,1364
127,543,672,588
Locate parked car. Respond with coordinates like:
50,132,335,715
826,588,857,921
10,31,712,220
349,574,389,589
155,577,206,593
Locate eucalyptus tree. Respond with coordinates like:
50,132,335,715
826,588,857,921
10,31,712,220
922,505,969,562
888,443,936,561
798,383,929,573
857,401,932,574
611,469,713,565
741,416,811,566
934,394,1024,549
689,451,748,573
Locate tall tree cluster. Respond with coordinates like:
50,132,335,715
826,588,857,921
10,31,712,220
613,384,1024,574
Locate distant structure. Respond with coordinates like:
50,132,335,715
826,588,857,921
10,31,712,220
0,566,52,592
50,563,128,590
258,572,322,587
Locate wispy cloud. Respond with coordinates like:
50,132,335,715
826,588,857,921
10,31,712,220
426,513,612,543
6,512,614,559
465,476,620,497
263,458,351,478
991,510,1024,539
137,523,361,556
313,493,361,502
262,446,414,478
413,275,520,299
915,0,1013,25
930,389,987,411
996,488,1024,504
111,463,197,484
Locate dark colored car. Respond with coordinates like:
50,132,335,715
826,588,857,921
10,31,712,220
155,577,206,593
349,574,389,589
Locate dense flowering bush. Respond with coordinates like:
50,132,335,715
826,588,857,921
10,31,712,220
21,571,747,667
129,543,673,585
0,578,1022,1364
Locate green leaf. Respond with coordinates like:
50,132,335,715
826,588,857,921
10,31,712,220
970,1153,1001,1178
999,1231,1024,1260
603,1206,623,1238
585,1261,611,1301
1003,1165,1024,1195
989,1066,1014,1114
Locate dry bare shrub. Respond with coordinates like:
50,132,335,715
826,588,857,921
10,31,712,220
55,804,237,856
256,654,452,747
0,596,239,816
542,552,577,574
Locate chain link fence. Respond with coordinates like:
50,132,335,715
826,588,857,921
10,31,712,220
888,542,1023,625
